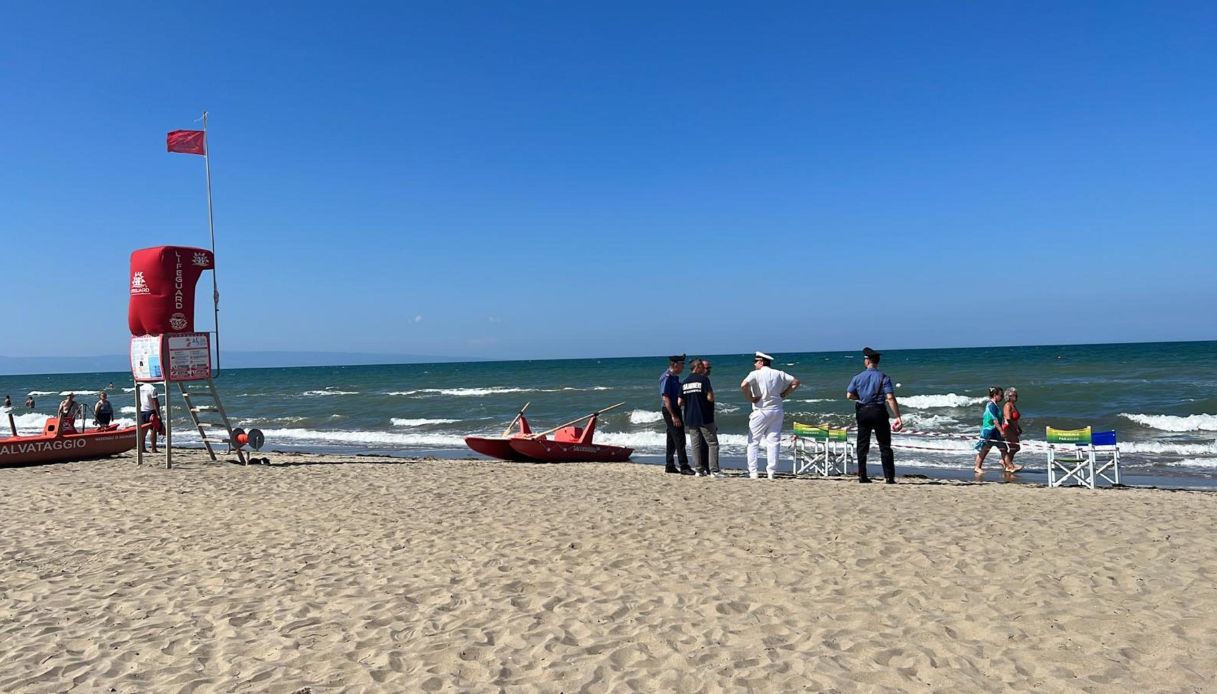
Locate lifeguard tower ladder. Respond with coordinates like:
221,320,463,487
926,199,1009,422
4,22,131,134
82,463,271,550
177,378,248,464
132,332,251,468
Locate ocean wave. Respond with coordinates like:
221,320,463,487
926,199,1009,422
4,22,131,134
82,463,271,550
2,411,138,436
389,387,533,397
900,394,986,409
900,413,964,430
628,410,663,425
1161,458,1217,469
260,427,466,448
302,390,360,397
26,391,57,396
1120,440,1217,456
391,418,459,427
120,406,136,414
1120,413,1217,432
388,386,612,397
593,430,750,453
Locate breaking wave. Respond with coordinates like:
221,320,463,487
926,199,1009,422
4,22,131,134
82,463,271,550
391,418,459,427
628,410,663,425
389,387,532,397
899,394,986,409
1120,413,1217,432
302,390,360,397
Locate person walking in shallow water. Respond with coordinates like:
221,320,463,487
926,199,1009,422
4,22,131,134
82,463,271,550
973,386,1012,474
846,347,903,483
1001,387,1023,472
659,354,694,475
93,391,114,428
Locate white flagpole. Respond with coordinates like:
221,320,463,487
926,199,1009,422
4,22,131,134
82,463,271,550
202,111,221,373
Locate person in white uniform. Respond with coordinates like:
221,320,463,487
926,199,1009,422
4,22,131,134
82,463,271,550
739,351,800,479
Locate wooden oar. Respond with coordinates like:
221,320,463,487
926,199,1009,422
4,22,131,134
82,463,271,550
500,402,530,437
529,402,625,438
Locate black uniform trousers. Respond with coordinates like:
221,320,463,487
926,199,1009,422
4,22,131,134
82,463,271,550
661,408,691,472
856,403,895,482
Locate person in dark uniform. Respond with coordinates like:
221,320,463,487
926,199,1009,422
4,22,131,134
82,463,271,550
659,354,694,475
846,347,904,483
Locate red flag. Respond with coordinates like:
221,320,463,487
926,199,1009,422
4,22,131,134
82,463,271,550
167,130,206,155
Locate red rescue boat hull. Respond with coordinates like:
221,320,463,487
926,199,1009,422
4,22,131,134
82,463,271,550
507,437,633,463
464,436,543,462
1,424,140,467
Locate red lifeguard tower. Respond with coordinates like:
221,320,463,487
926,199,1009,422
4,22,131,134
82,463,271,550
128,245,255,467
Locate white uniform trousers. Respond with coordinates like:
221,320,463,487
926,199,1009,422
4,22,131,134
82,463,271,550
747,408,784,476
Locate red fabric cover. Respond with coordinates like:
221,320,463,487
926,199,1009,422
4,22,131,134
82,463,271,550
128,246,215,336
167,130,206,155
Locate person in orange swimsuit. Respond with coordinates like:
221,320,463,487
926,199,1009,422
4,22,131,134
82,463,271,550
1002,387,1023,472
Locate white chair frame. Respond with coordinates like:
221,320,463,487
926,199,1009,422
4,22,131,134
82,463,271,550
791,432,851,477
1047,443,1121,489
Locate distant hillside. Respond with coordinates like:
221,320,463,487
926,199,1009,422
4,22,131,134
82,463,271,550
0,351,479,376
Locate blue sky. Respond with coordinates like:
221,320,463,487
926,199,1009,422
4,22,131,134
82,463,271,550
2,1,1214,362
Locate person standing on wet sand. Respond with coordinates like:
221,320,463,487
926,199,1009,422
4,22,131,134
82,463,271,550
846,347,903,483
659,354,694,475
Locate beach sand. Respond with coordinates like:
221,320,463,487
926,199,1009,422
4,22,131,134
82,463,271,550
3,451,1216,692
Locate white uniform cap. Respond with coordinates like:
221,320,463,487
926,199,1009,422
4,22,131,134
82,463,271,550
755,351,774,361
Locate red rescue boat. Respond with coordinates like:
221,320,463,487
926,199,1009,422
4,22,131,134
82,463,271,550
1,416,141,467
467,402,633,463
464,403,544,462
507,413,633,462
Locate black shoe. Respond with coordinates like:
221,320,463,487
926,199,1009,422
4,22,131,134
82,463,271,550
665,467,680,474
858,477,872,484
885,479,897,484
679,468,696,475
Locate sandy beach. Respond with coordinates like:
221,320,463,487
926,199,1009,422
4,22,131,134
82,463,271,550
3,451,1217,692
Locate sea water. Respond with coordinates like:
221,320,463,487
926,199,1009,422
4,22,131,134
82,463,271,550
3,341,1215,486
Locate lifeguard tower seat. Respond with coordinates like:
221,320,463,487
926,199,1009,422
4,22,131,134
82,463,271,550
791,422,852,476
1046,426,1121,489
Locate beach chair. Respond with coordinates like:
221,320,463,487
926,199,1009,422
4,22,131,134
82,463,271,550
791,422,851,476
1045,426,1121,489
1091,430,1121,487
